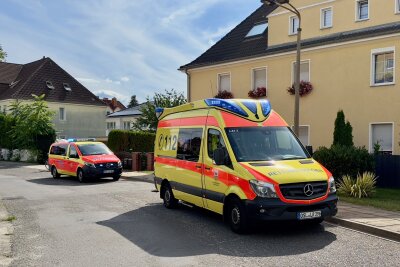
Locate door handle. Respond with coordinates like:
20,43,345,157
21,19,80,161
195,164,202,169
205,166,211,170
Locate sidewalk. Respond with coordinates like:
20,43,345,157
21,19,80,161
327,202,400,242
0,200,13,266
122,171,155,184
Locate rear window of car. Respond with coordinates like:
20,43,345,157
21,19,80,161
50,144,68,156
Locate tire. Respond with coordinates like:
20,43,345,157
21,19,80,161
51,166,60,179
227,198,249,234
162,183,178,209
77,169,86,183
113,175,121,181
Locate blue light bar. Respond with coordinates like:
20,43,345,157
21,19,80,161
241,100,257,115
205,99,248,117
155,107,164,119
260,99,271,116
67,138,77,142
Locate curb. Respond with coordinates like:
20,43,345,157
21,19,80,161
0,200,13,266
326,216,400,243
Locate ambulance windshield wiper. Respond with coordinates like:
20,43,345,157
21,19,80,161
281,155,306,160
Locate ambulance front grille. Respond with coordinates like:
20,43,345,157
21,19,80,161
279,181,328,200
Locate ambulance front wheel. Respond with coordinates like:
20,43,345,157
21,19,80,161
162,183,178,209
77,169,86,183
227,198,249,234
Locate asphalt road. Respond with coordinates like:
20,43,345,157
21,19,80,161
0,161,399,267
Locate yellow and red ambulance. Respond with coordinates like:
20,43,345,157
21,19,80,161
154,98,338,233
48,141,122,183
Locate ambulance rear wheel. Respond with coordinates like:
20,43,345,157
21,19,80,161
51,166,60,179
162,183,178,209
228,198,249,234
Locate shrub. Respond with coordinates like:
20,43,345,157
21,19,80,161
338,172,377,198
214,90,234,99
248,87,267,98
108,130,155,153
333,110,353,147
313,145,374,179
287,81,313,96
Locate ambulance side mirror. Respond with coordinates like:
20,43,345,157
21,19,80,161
306,145,313,157
213,147,229,166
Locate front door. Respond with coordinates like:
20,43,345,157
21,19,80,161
202,125,231,215
66,144,80,176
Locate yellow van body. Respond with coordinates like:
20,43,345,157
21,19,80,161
154,99,337,233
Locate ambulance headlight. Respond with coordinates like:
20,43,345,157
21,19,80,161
117,161,122,168
249,180,278,198
84,162,96,168
329,176,336,193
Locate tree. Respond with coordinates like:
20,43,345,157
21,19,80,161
333,110,353,147
133,89,186,132
0,45,6,62
9,94,56,162
127,95,139,108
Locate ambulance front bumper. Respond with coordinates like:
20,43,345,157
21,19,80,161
82,166,122,178
243,194,338,221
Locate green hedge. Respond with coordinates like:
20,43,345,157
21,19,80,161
313,145,374,179
0,113,15,149
108,130,155,152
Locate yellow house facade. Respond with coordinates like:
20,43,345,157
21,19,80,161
180,0,400,154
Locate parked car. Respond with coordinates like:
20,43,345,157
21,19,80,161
48,141,122,182
154,98,338,233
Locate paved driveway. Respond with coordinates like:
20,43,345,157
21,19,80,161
0,162,399,266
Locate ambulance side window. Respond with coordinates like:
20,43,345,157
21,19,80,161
207,129,226,160
69,145,78,158
177,128,203,162
58,144,68,156
50,145,59,155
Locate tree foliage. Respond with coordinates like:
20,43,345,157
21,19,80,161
133,89,186,132
333,110,353,147
0,45,6,61
127,95,139,108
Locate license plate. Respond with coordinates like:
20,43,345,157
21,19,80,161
297,211,322,220
103,170,114,174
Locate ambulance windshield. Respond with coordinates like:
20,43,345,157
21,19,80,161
225,127,308,162
77,143,113,156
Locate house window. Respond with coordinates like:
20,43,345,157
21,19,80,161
356,0,369,21
396,0,400,13
123,121,131,130
370,123,393,154
252,68,267,90
292,61,310,83
63,83,72,92
107,122,116,130
291,125,310,146
59,107,66,121
246,22,268,37
218,73,231,92
371,48,395,86
289,16,299,35
321,7,333,28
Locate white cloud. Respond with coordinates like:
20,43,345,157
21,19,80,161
120,76,130,82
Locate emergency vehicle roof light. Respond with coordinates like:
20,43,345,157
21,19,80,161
260,99,271,116
204,99,248,117
155,107,164,119
241,100,257,115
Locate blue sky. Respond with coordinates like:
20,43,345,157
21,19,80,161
0,0,261,104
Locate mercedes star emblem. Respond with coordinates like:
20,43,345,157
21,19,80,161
304,184,314,197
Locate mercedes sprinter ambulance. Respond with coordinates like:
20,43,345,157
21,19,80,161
154,98,337,233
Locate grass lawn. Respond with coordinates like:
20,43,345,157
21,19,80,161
338,188,400,212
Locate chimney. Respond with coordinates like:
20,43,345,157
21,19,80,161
111,97,117,111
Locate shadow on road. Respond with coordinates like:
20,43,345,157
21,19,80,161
0,161,37,169
27,177,116,186
97,203,337,258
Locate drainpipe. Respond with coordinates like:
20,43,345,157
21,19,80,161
185,69,191,102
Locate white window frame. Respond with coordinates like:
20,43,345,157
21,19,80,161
320,7,333,29
370,47,395,87
289,16,299,35
396,0,400,14
251,67,268,91
355,0,369,22
292,125,310,146
369,122,394,153
123,121,131,130
291,59,311,84
217,72,231,92
59,107,66,121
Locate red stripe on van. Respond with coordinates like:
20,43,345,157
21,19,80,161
221,112,258,127
262,111,288,127
158,116,219,128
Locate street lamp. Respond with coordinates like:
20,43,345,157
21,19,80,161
261,0,302,137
